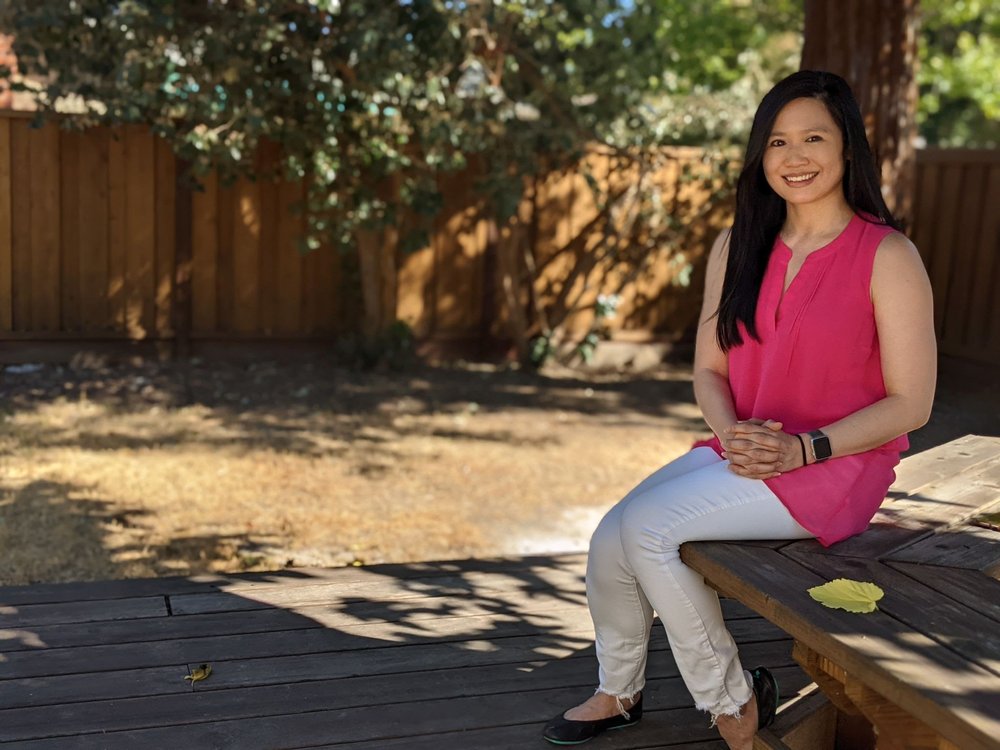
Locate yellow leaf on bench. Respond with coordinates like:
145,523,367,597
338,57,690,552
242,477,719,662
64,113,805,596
807,579,884,613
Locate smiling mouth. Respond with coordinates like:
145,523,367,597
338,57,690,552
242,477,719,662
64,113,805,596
784,172,818,184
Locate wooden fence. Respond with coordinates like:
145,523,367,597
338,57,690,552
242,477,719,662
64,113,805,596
910,148,1000,364
0,111,997,364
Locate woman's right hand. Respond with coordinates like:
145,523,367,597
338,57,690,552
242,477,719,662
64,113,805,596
722,419,804,479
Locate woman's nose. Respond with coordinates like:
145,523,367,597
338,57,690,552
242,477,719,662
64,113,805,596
783,145,809,165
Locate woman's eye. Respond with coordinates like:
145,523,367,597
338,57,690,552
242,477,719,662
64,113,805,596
769,139,785,147
806,135,823,142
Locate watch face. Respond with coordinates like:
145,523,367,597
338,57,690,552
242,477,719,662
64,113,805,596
812,432,832,460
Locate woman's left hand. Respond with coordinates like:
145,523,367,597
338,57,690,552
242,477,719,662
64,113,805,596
722,419,803,479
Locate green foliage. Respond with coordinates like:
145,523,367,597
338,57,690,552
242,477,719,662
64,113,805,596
337,319,416,370
919,0,1000,147
0,0,800,250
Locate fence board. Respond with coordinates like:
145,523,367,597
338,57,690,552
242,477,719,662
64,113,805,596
910,149,935,269
78,127,110,332
216,179,235,333
966,165,1000,352
107,126,127,333
191,171,218,333
256,143,280,335
9,120,31,330
232,175,260,333
432,169,484,337
154,138,175,339
125,126,157,339
28,122,60,332
0,117,11,330
928,163,963,338
58,129,81,332
274,178,303,335
943,163,988,349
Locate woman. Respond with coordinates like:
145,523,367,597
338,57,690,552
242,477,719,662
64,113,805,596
542,70,936,749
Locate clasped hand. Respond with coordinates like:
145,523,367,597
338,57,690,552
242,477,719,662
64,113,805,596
722,419,804,480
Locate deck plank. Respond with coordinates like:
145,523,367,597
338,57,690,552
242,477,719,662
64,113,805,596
0,593,757,654
4,672,811,749
1,608,784,683
0,554,590,607
0,662,810,743
0,596,167,628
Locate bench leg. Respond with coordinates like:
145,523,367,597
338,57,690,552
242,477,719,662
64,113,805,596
792,641,960,750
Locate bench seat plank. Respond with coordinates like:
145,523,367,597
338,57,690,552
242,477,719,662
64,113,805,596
786,549,1000,677
781,462,1000,561
889,434,1000,495
884,523,1000,570
886,561,1000,625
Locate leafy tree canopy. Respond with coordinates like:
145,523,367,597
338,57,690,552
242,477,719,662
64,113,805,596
0,0,799,251
919,0,999,148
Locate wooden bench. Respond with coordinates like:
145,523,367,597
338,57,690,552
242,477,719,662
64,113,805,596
681,434,1000,750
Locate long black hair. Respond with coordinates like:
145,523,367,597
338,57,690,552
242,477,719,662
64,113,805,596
715,70,900,351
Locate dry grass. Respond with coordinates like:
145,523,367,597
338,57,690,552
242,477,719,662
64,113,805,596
1,353,993,587
0,356,706,585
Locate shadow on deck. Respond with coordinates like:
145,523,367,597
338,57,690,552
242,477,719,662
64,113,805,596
0,554,813,748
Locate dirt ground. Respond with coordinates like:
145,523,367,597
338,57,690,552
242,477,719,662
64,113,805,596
1,351,996,586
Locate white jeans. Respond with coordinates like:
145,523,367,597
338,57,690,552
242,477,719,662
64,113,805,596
586,446,812,718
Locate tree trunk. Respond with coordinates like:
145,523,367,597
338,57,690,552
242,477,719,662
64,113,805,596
355,175,400,341
355,225,398,341
802,0,920,231
490,214,530,364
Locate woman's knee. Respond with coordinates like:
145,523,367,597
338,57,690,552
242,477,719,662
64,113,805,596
588,506,625,564
618,488,699,557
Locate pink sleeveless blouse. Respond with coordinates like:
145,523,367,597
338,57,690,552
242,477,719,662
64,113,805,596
695,213,907,546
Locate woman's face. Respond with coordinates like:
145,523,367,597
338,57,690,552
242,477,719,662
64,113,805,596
762,97,846,208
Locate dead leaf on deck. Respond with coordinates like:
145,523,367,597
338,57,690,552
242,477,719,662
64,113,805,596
808,578,884,613
184,664,212,683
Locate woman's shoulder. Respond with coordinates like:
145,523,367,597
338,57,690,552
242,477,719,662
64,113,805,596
873,230,920,265
871,230,930,294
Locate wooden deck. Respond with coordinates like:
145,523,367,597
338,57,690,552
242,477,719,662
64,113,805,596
0,553,816,748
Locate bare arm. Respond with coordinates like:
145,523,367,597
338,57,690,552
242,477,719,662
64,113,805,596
696,229,789,478
692,229,739,439
809,232,936,458
728,232,936,466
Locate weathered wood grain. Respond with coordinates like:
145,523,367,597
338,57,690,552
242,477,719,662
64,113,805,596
885,523,1000,571
681,542,1000,750
58,128,81,332
0,595,167,629
887,562,1000,625
0,661,809,742
28,122,61,332
787,550,1000,678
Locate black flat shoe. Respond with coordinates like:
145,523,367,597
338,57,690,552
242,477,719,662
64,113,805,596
750,666,778,729
542,694,643,745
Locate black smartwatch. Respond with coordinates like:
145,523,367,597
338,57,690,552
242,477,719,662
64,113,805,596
807,430,832,462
